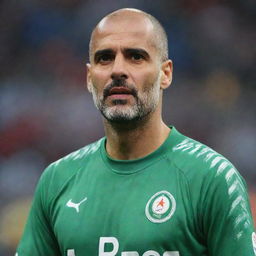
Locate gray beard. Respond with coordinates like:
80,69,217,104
91,74,161,124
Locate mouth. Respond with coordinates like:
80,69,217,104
107,86,134,100
109,87,133,95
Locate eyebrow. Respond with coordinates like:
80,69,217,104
93,48,150,62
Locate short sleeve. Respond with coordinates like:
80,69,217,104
200,163,255,255
16,166,61,256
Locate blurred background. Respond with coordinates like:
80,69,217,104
0,0,255,254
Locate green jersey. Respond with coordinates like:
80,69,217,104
16,127,255,256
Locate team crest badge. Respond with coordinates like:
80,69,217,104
145,190,176,223
252,232,256,254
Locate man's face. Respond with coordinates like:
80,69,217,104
87,14,165,123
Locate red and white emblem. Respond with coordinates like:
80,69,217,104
145,190,176,223
152,195,170,215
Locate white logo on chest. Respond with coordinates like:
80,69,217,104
66,197,87,213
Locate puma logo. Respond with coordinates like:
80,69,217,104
66,197,87,213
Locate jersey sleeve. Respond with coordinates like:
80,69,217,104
16,166,61,256
200,162,255,255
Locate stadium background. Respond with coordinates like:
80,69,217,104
0,0,255,254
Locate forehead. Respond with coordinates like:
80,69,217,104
91,15,157,53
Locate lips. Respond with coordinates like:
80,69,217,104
109,87,133,95
103,82,137,100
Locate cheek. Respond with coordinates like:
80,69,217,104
90,70,108,92
139,70,160,92
91,66,110,80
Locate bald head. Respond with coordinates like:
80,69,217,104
89,8,169,62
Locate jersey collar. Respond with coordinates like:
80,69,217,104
100,126,182,174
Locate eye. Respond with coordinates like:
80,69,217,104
131,53,144,61
96,54,114,64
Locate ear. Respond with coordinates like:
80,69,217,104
160,60,173,90
86,63,93,93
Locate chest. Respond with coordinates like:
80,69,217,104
51,163,204,255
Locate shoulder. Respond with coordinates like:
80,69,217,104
47,137,103,174
37,138,104,199
169,129,253,234
169,128,245,189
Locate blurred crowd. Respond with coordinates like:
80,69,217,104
0,0,255,254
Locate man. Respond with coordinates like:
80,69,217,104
16,8,255,256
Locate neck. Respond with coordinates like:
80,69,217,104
103,111,170,160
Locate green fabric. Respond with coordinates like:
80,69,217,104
17,127,255,256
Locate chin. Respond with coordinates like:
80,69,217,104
103,108,140,123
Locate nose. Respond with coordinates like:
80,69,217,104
111,54,128,80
